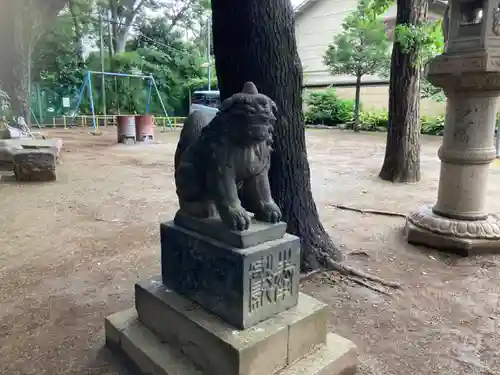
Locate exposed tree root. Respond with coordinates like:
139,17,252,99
300,233,402,294
330,204,407,218
348,277,392,296
300,269,323,281
453,357,499,375
347,250,370,258
325,258,403,290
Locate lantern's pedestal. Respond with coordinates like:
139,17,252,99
406,51,500,255
406,208,500,256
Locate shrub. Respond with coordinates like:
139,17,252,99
304,92,447,136
359,110,389,131
421,115,445,135
304,89,355,126
356,110,445,135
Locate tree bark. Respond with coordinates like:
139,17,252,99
68,0,85,67
165,0,198,34
108,0,119,53
379,0,427,183
442,3,450,48
110,0,147,54
0,0,66,119
353,73,361,132
114,29,129,54
211,0,342,271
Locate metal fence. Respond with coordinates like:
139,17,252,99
44,115,186,131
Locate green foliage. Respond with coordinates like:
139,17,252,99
421,115,445,135
358,110,388,130
357,109,444,135
304,90,355,126
26,0,212,120
394,20,444,67
366,0,393,16
305,89,446,134
324,0,390,78
365,0,446,106
188,77,219,92
421,79,446,103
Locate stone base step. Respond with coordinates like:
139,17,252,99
105,308,358,375
135,279,329,375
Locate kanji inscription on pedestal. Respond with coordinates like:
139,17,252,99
248,248,296,314
161,221,300,329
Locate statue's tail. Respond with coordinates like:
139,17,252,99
174,110,209,170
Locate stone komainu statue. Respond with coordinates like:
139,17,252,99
174,82,282,231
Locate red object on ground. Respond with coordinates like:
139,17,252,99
117,116,136,144
135,115,155,142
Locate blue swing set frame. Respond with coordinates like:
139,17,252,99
70,70,173,132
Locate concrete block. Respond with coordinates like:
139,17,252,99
105,307,136,347
13,149,56,181
174,211,287,248
160,222,300,329
278,333,358,375
135,279,328,375
107,311,204,375
3,138,63,159
285,299,328,363
105,309,357,375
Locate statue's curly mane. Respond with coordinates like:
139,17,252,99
199,92,277,146
198,110,231,145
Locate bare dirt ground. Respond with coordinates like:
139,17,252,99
1,128,500,375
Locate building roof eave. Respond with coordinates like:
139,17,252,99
294,0,321,18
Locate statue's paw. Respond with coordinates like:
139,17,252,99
221,206,252,231
255,201,282,224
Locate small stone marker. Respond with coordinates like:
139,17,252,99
13,149,56,181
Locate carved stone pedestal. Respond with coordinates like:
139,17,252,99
406,48,500,255
105,217,358,375
406,207,500,256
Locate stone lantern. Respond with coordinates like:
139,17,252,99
406,0,500,254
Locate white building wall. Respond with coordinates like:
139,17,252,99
295,0,430,86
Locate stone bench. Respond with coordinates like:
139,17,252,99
13,149,56,182
0,138,63,171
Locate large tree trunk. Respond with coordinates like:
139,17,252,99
0,0,67,119
108,0,120,54
114,29,129,54
353,73,361,132
108,0,145,54
68,0,85,67
211,0,341,271
0,2,31,120
379,0,428,183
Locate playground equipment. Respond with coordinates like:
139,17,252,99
51,115,186,130
70,71,173,134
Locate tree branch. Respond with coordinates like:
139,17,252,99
165,0,198,34
132,0,148,14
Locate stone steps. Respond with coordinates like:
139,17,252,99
106,305,357,375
